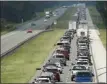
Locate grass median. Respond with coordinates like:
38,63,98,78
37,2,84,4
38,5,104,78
1,29,65,83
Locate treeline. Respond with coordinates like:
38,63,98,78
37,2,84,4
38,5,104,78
1,1,59,23
96,1,107,27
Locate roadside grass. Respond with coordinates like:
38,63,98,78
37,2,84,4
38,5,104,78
88,6,106,48
99,28,106,48
1,7,76,83
1,29,65,83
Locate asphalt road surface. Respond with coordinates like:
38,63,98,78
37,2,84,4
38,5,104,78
1,7,67,57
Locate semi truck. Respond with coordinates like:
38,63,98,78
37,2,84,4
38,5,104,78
45,11,53,18
76,24,88,38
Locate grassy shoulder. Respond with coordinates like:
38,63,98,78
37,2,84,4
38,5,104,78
1,29,65,83
88,6,106,48
99,28,106,48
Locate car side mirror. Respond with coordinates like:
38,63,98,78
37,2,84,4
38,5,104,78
36,68,41,70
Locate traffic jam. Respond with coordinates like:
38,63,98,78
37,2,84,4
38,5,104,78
31,4,95,84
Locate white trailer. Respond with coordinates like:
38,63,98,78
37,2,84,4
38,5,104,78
45,11,50,18
77,24,88,38
68,21,76,30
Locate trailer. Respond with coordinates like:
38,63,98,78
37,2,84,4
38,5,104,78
77,24,88,38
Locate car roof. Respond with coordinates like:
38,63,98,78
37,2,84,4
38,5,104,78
77,60,88,62
53,53,64,56
56,47,66,50
72,65,87,67
40,72,53,76
37,77,50,80
57,41,70,44
44,66,58,69
78,56,89,57
76,70,91,73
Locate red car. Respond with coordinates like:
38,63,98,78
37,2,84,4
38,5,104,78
27,29,32,33
56,47,69,60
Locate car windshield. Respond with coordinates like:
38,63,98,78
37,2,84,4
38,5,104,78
79,57,88,59
37,79,49,82
73,66,86,70
46,69,58,72
76,72,91,77
56,55,64,58
77,62,88,65
39,76,51,80
46,64,56,67
62,37,69,39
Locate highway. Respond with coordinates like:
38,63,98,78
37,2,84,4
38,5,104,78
1,3,106,83
1,7,67,57
29,4,99,83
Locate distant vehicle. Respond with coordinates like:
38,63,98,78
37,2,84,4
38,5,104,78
45,11,53,18
27,29,32,33
31,23,36,26
74,71,94,82
44,19,47,22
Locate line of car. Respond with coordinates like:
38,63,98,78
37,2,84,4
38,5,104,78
69,4,95,82
70,36,94,82
32,29,76,84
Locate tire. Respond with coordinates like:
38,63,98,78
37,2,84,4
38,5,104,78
71,75,75,81
67,57,69,60
60,71,62,74
58,79,60,82
64,63,66,66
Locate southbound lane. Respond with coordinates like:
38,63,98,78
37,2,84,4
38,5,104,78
1,7,67,57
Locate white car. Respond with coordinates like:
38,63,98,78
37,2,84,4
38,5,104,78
76,60,90,69
70,65,88,81
44,19,47,22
